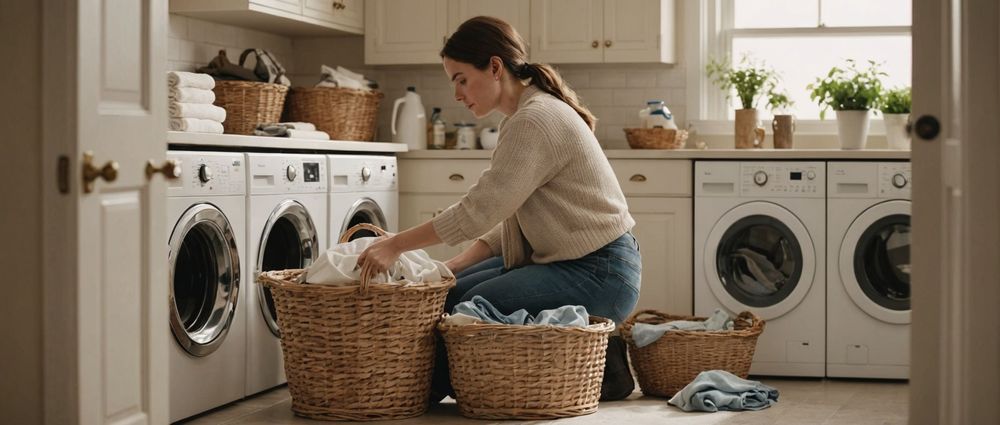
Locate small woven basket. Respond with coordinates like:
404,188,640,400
624,128,689,149
212,80,289,135
438,315,615,420
621,310,765,398
258,224,455,421
285,87,383,141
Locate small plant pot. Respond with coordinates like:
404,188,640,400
836,110,871,150
883,113,911,150
734,109,765,149
771,115,795,149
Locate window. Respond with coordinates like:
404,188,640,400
693,0,912,122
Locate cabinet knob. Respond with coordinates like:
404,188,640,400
449,173,465,181
591,40,599,48
629,174,647,182
604,40,612,48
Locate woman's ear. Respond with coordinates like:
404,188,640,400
490,56,503,81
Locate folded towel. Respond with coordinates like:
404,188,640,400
318,64,368,90
632,309,734,348
449,295,590,327
287,129,330,140
167,71,215,90
668,370,779,412
168,101,227,122
280,122,316,131
168,87,216,104
169,118,224,134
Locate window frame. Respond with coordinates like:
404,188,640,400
684,0,912,136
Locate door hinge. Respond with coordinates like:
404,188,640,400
57,155,70,194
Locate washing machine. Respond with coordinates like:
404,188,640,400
245,153,327,395
694,161,826,377
827,162,911,379
166,151,246,422
327,154,398,243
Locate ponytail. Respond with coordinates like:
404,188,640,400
517,63,596,131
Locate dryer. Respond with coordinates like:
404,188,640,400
245,153,328,395
328,155,398,243
827,162,911,379
694,161,826,377
166,151,246,422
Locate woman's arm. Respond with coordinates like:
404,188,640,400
444,239,494,274
356,220,442,278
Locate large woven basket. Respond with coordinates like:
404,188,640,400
285,87,383,141
621,310,765,398
212,80,289,135
258,224,455,421
624,128,689,149
438,315,615,420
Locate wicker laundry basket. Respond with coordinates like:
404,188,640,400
437,315,615,420
285,87,383,141
624,128,689,149
212,80,289,135
258,223,455,421
621,309,765,398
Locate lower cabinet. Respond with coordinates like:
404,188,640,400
398,193,475,261
626,196,692,315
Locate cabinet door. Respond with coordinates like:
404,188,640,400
603,0,668,63
304,0,364,32
399,193,473,261
448,0,530,44
252,0,303,14
365,0,449,65
627,196,692,315
529,0,603,63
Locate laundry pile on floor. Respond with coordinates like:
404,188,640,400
668,370,779,412
253,122,329,140
167,71,226,134
303,236,452,286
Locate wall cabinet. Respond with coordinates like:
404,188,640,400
530,0,675,64
171,0,364,36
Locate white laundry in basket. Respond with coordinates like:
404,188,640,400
304,237,453,286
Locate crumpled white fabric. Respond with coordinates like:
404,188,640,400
303,236,453,286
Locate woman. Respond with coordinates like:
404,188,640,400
358,16,641,400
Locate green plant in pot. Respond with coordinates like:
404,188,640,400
706,55,779,149
881,87,912,150
767,89,796,149
807,59,887,149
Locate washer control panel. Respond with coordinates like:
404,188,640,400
741,162,824,197
879,162,911,198
167,151,245,196
247,153,327,194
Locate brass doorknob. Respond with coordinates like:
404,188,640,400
604,40,613,48
82,151,118,193
146,159,182,180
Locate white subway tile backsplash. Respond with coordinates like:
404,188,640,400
657,67,686,87
576,89,615,107
626,71,658,88
168,15,187,39
589,71,627,88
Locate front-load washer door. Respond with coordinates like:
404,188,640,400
839,200,911,324
339,197,387,241
168,203,241,357
704,201,816,320
257,200,319,337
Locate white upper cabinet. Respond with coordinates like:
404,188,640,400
448,0,531,44
170,0,364,35
530,0,675,64
364,0,449,65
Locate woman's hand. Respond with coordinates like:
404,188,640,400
357,235,403,281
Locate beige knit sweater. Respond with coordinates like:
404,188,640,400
432,85,635,269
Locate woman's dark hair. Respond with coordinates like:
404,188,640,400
441,16,596,131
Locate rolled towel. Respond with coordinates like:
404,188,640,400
167,71,215,90
170,118,224,134
168,87,216,104
168,101,227,122
287,129,330,140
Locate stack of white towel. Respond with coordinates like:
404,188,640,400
167,71,226,134
317,65,373,91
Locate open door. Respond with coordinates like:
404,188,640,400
911,0,1000,423
42,0,172,423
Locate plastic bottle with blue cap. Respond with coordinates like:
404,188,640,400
639,100,678,130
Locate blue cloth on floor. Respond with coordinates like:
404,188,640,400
451,295,589,327
631,309,734,348
668,370,779,412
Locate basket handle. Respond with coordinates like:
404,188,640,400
623,309,672,328
339,223,389,294
735,311,764,330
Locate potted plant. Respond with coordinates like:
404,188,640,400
881,87,912,150
767,89,795,149
807,59,886,149
706,56,779,149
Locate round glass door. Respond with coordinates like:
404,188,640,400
340,197,387,241
839,200,911,324
169,204,241,357
257,200,318,337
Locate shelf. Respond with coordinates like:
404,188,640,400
167,131,408,153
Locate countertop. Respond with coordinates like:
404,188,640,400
166,131,409,153
397,148,911,160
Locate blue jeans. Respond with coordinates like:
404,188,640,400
433,232,642,397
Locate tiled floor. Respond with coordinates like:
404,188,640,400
181,378,908,425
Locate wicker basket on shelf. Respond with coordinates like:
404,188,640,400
257,223,455,421
212,80,289,135
285,87,383,141
621,309,765,397
624,128,689,149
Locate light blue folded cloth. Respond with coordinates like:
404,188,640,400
668,370,778,412
631,309,734,348
451,295,589,327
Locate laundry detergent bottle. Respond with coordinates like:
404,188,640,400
391,86,428,149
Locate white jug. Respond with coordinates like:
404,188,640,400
391,86,427,149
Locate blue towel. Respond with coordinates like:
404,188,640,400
451,295,589,327
668,370,779,412
631,309,734,348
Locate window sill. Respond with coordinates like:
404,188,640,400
688,119,888,136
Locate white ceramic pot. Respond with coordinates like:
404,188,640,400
480,127,499,149
883,113,911,150
835,110,871,150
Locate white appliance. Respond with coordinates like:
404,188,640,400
245,153,328,395
827,162,911,379
391,86,427,150
694,161,826,377
166,151,247,421
328,155,398,244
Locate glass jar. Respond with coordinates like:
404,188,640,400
455,123,477,150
